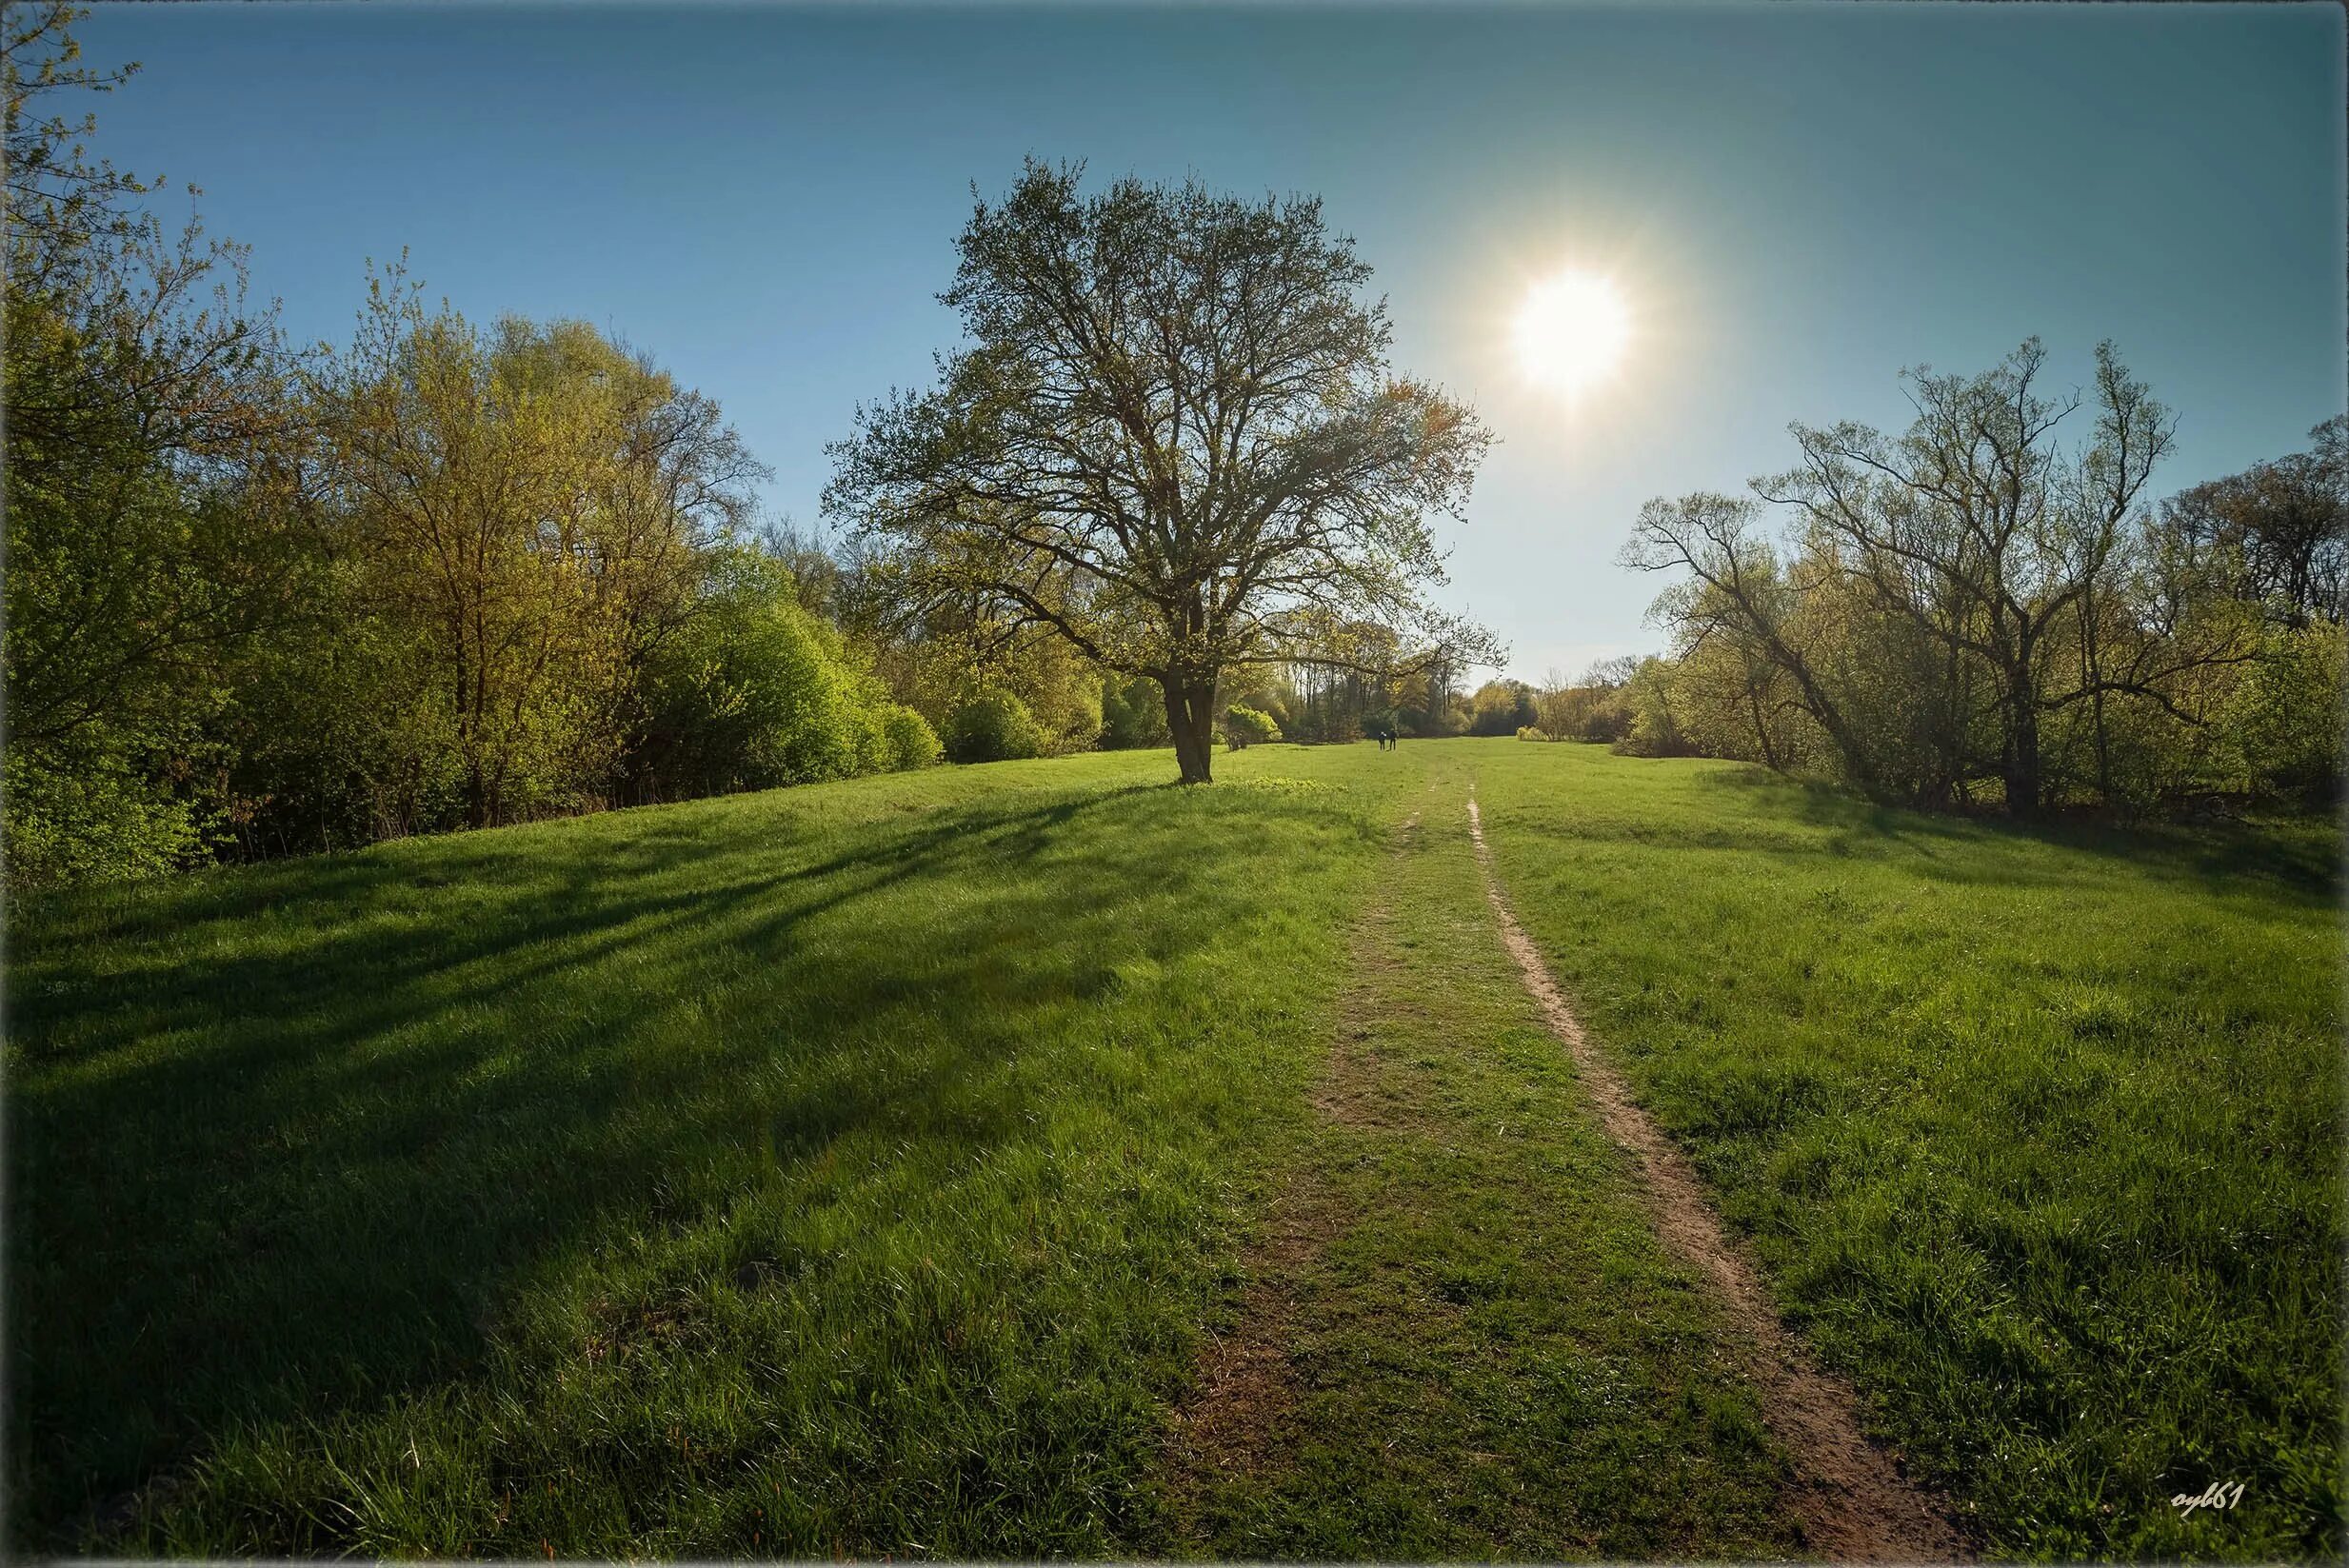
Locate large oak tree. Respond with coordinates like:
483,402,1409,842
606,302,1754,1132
825,160,1495,783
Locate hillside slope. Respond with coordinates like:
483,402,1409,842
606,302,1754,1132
9,740,2338,1558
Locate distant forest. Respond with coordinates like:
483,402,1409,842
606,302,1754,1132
7,4,2339,891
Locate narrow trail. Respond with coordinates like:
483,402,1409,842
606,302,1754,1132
1464,792,1970,1565
1162,812,1423,1506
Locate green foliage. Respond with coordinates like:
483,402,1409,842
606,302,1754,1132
1610,658,1701,758
311,289,766,829
2215,623,2345,800
1533,658,1642,745
877,705,944,771
941,689,1045,764
1286,666,1406,744
206,592,464,855
1,113,309,884
1223,704,1281,749
854,607,1104,761
1098,672,1171,749
1003,636,1105,756
1536,685,1633,744
641,549,919,796
2,743,211,889
1514,724,1550,741
1466,679,1538,737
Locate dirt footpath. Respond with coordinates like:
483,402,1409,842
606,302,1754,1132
1467,792,1970,1564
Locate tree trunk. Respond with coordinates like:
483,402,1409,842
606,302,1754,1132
2001,630,2044,817
1164,672,1219,784
464,760,490,830
2005,691,2043,817
1744,679,1781,771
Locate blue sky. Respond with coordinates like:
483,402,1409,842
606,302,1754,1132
77,1,2345,682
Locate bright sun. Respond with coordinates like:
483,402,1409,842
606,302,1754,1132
1513,270,1631,396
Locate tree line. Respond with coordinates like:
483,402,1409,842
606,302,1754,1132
3,7,950,889
11,5,2332,894
1517,343,2343,816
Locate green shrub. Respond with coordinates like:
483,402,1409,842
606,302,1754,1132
879,705,944,771
1468,680,1540,737
1516,725,1552,742
643,550,908,795
1100,673,1172,749
1611,658,1702,758
941,690,1045,764
2220,624,2345,800
3,745,213,892
1224,705,1282,750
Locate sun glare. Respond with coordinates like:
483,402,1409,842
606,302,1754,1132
1513,269,1631,397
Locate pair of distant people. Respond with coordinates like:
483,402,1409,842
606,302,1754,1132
1369,722,1399,751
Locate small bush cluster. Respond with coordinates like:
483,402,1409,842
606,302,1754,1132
1224,705,1283,749
640,551,941,801
941,690,1046,764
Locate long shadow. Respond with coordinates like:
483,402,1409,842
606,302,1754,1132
3,778,1203,1546
1676,764,2344,908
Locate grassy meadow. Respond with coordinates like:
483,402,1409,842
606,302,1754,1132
1159,756,1800,1559
8,751,1406,1555
6,738,2339,1558
1473,744,2343,1558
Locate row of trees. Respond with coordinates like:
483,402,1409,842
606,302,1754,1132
23,5,2323,889
1567,342,2342,815
4,6,941,889
779,546,1496,761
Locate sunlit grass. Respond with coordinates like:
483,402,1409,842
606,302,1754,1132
1156,758,1799,1558
1472,741,2342,1559
9,738,2337,1559
7,749,1407,1555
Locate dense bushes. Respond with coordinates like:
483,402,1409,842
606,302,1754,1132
1467,680,1539,736
1626,673,1702,757
879,706,946,771
640,550,937,799
1099,673,1171,749
1538,689,1632,744
2208,624,2345,799
940,689,1045,763
1,747,211,890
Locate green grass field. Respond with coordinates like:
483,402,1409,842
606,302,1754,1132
7,740,2339,1558
1470,745,2344,1559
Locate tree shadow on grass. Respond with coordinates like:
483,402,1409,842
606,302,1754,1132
5,778,1215,1547
1682,764,2343,908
